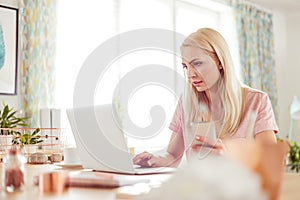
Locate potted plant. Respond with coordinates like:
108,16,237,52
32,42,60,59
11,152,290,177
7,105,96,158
0,102,28,150
287,141,300,172
0,102,28,135
12,128,43,154
12,128,43,145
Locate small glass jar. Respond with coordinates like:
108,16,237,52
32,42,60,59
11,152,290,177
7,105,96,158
2,148,26,192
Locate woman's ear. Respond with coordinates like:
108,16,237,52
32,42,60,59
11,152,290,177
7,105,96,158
217,59,222,69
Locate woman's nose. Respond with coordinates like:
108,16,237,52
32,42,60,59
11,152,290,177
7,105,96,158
187,66,197,78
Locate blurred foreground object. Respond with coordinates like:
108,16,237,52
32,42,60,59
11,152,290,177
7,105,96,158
39,171,68,194
139,156,267,200
139,140,289,200
224,140,289,200
2,148,26,192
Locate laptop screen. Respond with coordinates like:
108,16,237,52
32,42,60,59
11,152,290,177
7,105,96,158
67,104,135,173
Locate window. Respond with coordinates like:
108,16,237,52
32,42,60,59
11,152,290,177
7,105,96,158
55,0,238,151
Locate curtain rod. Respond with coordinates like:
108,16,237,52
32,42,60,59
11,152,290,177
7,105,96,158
176,0,273,14
210,0,230,6
242,0,273,14
210,0,273,14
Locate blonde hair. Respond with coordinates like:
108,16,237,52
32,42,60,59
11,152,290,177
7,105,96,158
181,28,245,137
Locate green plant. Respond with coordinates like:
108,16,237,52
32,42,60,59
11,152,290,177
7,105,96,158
12,128,43,145
0,102,28,135
288,141,300,172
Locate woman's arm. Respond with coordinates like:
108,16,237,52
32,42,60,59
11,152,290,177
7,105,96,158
163,131,185,166
133,132,185,167
254,130,277,145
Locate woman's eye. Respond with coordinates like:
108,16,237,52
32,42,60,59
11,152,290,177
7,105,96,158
182,65,187,69
192,61,203,67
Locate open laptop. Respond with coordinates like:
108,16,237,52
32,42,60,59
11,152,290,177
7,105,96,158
66,104,176,175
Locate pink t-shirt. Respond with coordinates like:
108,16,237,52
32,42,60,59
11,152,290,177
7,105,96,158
169,87,278,148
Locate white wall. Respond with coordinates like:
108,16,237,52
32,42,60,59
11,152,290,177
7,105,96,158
273,10,300,138
0,0,21,110
284,12,300,137
273,11,288,138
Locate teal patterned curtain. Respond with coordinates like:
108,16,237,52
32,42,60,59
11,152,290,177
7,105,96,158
234,2,278,118
0,24,5,70
18,0,57,127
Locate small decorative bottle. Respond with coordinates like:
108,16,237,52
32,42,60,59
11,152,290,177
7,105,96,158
2,148,26,192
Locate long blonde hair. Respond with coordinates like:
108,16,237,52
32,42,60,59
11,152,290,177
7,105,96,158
181,28,245,138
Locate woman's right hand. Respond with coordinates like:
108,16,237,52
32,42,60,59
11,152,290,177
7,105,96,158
187,135,225,159
132,151,158,167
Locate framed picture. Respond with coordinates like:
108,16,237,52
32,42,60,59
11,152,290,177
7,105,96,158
0,5,18,95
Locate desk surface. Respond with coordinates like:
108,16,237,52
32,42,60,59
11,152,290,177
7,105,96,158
0,163,299,200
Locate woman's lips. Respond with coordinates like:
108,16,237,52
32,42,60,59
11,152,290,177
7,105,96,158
193,81,203,87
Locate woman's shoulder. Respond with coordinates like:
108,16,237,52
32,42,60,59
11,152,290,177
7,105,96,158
243,86,270,105
243,86,268,98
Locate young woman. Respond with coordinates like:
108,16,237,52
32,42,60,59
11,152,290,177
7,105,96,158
133,28,278,167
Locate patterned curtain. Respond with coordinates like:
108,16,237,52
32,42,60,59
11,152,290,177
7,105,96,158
234,1,278,118
18,0,57,127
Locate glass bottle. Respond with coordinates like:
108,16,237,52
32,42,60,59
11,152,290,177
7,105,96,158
2,148,26,192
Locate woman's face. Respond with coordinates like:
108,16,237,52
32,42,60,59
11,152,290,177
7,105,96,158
181,46,221,92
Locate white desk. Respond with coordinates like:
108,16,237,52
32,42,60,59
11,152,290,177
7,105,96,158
0,163,299,200
0,163,171,200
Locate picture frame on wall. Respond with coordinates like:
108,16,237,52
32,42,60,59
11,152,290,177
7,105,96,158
0,5,18,95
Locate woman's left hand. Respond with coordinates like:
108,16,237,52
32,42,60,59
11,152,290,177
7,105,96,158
188,135,226,158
